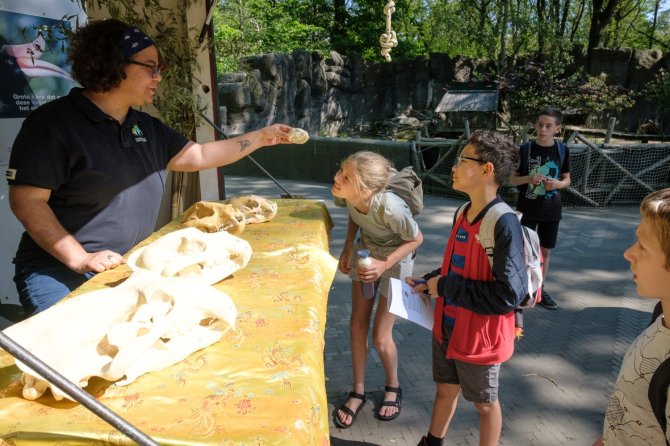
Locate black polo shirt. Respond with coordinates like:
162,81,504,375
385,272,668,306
7,87,189,266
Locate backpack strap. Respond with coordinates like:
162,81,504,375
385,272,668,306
651,300,664,327
477,201,518,270
519,141,566,175
648,301,670,445
519,142,531,175
453,202,468,227
557,141,566,173
649,358,670,445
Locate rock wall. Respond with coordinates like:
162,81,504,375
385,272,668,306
217,48,670,136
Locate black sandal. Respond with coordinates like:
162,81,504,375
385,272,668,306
377,385,402,421
332,391,367,429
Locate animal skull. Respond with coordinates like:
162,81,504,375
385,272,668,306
3,273,238,401
288,128,309,144
226,195,278,224
181,201,246,235
127,227,252,285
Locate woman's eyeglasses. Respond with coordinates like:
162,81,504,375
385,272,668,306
126,59,166,78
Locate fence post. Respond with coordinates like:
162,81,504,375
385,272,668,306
604,117,617,143
412,133,425,173
463,117,471,138
520,122,533,143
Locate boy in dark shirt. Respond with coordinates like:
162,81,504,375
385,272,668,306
510,108,571,309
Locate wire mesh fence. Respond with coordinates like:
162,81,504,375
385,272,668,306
412,132,670,207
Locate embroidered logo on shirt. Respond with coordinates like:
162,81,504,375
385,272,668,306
455,227,469,243
131,124,147,143
5,168,16,180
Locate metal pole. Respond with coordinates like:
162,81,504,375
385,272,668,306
0,331,160,446
197,112,296,198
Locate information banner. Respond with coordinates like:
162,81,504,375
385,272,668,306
0,0,85,307
0,10,76,118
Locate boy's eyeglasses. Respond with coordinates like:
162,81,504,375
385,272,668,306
126,59,166,78
455,155,487,165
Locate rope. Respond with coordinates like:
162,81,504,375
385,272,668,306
380,1,398,61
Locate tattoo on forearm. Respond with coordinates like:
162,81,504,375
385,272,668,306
239,140,250,152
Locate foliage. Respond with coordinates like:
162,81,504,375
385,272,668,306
79,0,205,138
502,58,636,125
642,69,670,113
76,0,661,132
213,0,670,68
214,0,331,73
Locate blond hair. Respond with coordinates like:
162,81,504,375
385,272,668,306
342,151,392,198
640,187,670,269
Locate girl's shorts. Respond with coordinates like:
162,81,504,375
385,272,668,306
348,236,415,298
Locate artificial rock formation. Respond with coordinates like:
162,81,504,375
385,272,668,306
217,48,670,137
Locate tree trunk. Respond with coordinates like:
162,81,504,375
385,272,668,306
537,0,546,53
650,0,660,48
560,0,571,38
570,0,586,42
332,0,347,49
478,0,489,45
498,0,510,74
587,0,620,71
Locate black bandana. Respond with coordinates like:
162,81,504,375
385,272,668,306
119,27,155,58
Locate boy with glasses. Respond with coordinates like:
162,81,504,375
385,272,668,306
410,130,528,446
510,108,571,309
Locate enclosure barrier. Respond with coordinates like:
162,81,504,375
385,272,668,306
413,131,670,207
221,132,669,207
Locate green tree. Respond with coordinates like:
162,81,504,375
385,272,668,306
214,0,331,73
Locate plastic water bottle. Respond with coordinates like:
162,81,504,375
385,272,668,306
357,249,375,299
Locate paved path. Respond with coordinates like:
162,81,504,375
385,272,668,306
223,175,650,446
0,174,651,446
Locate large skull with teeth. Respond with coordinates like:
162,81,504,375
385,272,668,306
226,195,278,224
127,227,252,285
3,273,238,401
181,201,245,235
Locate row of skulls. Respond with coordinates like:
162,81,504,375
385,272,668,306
3,196,278,401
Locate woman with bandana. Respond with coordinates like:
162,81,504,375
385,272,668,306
5,19,293,317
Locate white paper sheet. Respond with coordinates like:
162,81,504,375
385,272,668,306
388,278,434,330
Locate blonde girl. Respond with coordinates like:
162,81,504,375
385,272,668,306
331,151,423,428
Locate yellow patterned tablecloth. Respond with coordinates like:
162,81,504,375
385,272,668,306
0,199,337,445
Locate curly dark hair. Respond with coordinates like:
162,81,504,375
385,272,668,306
68,18,148,92
467,130,520,186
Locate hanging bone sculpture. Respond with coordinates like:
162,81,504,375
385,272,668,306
3,273,238,401
127,227,252,285
380,1,398,61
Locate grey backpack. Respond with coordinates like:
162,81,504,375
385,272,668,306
334,166,423,218
385,167,423,217
455,201,543,309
